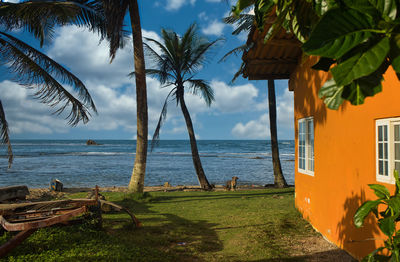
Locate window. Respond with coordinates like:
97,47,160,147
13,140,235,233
376,118,400,183
298,117,314,175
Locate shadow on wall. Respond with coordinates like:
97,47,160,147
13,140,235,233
292,56,349,126
336,190,379,260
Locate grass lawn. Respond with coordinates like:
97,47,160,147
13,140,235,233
0,188,339,261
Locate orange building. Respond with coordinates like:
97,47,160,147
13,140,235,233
242,27,400,259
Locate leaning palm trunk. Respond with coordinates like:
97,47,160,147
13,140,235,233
179,91,212,190
268,80,288,188
128,0,148,193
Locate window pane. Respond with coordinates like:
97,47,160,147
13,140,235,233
396,162,400,174
384,125,388,141
379,143,383,159
396,143,400,160
395,125,400,142
384,143,388,159
385,161,388,176
379,126,383,141
379,160,383,175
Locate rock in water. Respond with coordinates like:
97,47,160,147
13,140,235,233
86,139,98,145
0,186,29,202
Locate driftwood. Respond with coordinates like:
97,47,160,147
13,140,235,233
0,186,29,202
0,186,141,258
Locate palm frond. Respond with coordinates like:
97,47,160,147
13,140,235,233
219,43,252,63
99,0,130,61
0,1,107,46
0,36,92,126
0,32,96,113
230,61,246,84
186,79,214,106
129,69,174,85
223,14,254,35
151,87,176,151
183,38,223,77
0,100,13,168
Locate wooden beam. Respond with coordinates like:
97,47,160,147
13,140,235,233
262,39,300,47
248,74,291,80
247,58,298,65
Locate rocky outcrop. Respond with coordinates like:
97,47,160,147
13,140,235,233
86,139,98,145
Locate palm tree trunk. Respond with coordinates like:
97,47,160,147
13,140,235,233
268,80,288,188
178,91,212,190
128,0,148,193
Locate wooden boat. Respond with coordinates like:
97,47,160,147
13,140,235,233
0,187,141,257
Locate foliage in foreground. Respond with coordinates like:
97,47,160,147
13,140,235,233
232,0,400,110
0,188,322,261
355,171,400,261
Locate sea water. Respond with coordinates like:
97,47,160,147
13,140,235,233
0,140,295,188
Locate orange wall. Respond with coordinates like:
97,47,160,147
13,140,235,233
291,57,400,259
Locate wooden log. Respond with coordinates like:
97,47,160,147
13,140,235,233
0,186,29,202
0,229,37,258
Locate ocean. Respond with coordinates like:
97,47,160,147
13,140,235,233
0,140,295,188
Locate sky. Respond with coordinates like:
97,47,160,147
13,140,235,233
0,0,294,141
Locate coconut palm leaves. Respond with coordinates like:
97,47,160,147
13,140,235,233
140,24,221,190
0,1,105,167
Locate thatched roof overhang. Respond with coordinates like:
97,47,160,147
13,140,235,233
242,21,302,82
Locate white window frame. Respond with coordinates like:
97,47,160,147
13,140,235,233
376,117,400,184
298,117,314,176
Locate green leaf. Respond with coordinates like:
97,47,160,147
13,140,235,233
341,80,382,105
386,196,400,214
318,79,345,109
355,200,382,227
389,34,400,74
369,0,397,21
395,170,400,195
331,37,390,87
302,8,375,59
311,57,336,72
369,184,391,199
232,0,255,16
379,216,396,237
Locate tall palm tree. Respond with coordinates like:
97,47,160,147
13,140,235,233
99,0,148,193
222,11,287,188
140,24,221,190
0,0,105,168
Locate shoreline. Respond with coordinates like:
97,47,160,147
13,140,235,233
25,184,295,200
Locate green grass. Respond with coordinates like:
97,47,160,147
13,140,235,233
1,188,320,261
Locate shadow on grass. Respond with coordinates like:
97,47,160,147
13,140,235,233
151,190,294,204
2,196,222,262
246,249,356,261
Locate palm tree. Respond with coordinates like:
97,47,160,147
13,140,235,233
140,24,221,190
222,11,287,188
98,0,148,193
0,0,105,168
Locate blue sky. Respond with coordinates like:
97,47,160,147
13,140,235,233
0,0,294,140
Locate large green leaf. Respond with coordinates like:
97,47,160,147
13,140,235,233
341,80,382,105
386,196,400,214
354,199,382,227
311,57,336,72
331,37,390,87
395,170,400,195
370,0,397,20
369,184,391,199
318,79,344,109
302,8,375,59
379,216,396,237
389,34,400,75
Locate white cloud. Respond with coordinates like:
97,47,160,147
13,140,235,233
202,20,226,36
232,114,269,139
231,89,294,139
165,0,195,11
211,80,259,113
